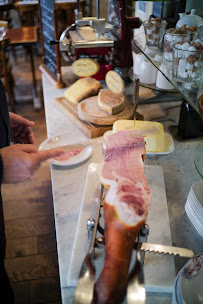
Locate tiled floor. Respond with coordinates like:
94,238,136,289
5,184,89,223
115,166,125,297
2,46,62,304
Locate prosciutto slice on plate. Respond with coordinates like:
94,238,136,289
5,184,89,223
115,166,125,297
53,147,85,161
92,130,151,304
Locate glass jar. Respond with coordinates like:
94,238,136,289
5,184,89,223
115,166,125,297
164,32,190,61
143,20,167,47
172,42,203,83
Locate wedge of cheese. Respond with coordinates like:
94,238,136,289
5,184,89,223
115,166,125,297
113,120,165,152
98,89,125,115
64,77,103,104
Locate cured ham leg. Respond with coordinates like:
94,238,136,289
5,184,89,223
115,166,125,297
92,130,151,304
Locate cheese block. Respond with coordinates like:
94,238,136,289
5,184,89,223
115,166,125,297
64,77,103,104
105,70,124,94
98,89,125,115
72,58,100,77
113,120,165,152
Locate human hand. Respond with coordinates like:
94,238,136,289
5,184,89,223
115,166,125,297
0,144,64,184
9,112,35,144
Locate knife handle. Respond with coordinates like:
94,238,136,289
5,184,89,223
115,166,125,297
134,78,140,110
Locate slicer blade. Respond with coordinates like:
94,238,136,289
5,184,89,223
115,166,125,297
139,243,194,258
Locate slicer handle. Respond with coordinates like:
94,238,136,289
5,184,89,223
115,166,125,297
87,218,95,259
96,0,100,19
140,224,149,239
87,218,95,240
77,0,80,11
139,224,149,265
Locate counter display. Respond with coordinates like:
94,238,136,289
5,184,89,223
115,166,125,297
133,33,203,115
41,66,203,304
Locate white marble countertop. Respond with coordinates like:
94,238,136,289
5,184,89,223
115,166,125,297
42,66,203,304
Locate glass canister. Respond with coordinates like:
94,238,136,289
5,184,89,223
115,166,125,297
172,41,203,83
180,24,198,41
164,31,190,61
143,19,167,47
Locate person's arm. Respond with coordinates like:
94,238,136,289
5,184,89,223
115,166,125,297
0,154,3,186
0,144,64,184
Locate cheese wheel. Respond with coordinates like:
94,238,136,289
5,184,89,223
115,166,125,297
72,58,100,77
105,70,124,94
98,89,125,115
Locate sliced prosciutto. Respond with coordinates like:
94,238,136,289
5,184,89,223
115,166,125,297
92,130,151,304
53,147,85,161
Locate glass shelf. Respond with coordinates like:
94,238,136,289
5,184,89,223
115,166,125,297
128,67,178,93
133,33,203,114
194,141,203,179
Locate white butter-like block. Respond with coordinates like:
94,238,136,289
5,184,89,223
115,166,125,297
112,120,165,152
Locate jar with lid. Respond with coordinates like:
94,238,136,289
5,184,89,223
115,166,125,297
176,9,203,28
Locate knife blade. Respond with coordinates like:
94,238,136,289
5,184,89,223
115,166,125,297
133,78,140,126
135,242,194,258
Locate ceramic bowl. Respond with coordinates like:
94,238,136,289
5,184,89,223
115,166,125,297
139,59,158,84
132,53,145,75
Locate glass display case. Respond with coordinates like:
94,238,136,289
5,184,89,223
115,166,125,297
132,32,203,115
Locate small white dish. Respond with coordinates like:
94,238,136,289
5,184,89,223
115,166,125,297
38,133,93,166
103,131,174,155
132,53,145,75
185,203,203,236
147,132,174,155
191,181,203,208
156,63,174,90
139,59,158,84
188,193,203,218
172,252,203,304
156,70,174,90
188,200,203,223
185,181,203,236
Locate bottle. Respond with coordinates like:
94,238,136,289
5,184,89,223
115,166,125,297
178,100,201,139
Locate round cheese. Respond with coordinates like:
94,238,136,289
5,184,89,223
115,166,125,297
72,58,100,77
105,70,124,94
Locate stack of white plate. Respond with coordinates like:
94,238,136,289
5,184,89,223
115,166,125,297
185,181,203,237
172,252,203,304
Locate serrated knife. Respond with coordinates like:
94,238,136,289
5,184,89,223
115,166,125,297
135,242,194,258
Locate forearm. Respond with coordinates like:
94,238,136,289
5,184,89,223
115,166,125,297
0,154,3,186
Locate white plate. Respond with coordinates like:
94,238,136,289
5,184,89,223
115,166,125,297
173,252,203,304
38,133,93,166
103,130,174,155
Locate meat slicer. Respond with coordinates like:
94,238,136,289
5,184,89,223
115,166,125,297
59,0,142,80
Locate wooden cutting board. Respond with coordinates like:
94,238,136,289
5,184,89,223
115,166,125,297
55,97,112,138
78,96,134,125
55,96,143,138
